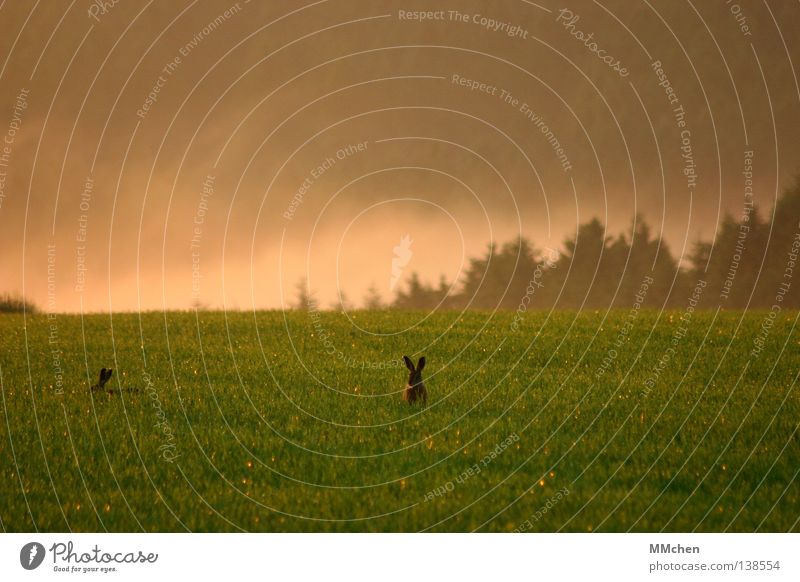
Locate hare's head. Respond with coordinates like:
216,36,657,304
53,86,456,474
403,355,425,386
93,368,113,390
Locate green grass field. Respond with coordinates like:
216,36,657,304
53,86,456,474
0,310,798,532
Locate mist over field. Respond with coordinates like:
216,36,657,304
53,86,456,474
0,1,798,311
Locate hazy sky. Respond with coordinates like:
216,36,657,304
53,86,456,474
0,0,798,311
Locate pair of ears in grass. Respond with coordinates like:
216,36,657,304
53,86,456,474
97,367,113,386
403,356,426,372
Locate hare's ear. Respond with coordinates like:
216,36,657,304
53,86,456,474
98,368,107,383
403,356,415,371
417,357,426,371
104,368,114,383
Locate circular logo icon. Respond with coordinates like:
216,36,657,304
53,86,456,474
20,542,46,570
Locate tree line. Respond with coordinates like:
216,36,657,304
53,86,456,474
306,175,800,311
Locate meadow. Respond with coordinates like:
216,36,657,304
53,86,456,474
0,309,797,532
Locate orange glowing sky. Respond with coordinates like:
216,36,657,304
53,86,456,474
0,1,797,311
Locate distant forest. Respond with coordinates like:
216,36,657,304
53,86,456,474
308,175,800,311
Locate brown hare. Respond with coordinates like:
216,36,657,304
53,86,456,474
403,355,427,405
91,368,113,393
90,368,138,395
